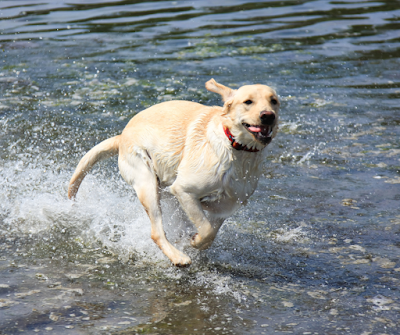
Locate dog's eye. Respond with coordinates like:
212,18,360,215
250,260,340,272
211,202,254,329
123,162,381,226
244,100,253,105
271,98,278,105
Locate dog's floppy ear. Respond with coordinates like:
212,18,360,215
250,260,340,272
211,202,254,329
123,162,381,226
205,78,236,103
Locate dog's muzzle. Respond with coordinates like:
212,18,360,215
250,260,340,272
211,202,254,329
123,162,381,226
241,111,276,144
260,110,276,125
242,123,274,145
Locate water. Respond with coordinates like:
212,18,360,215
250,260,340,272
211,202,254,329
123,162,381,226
1,0,399,333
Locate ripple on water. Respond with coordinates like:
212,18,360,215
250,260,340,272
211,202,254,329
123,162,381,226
1,0,400,334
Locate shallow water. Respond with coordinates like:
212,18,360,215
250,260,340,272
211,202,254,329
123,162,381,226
1,0,400,334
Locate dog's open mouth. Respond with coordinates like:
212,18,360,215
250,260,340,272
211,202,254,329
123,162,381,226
243,123,273,144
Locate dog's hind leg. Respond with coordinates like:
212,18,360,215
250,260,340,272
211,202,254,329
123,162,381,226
119,153,191,267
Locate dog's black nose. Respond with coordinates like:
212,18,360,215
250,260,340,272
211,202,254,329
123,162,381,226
260,111,275,125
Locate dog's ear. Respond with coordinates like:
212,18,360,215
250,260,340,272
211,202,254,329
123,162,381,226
222,98,234,115
205,78,236,103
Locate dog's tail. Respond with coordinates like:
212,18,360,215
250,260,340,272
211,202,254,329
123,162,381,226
68,135,120,199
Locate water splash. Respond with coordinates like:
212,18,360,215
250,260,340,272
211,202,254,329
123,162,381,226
0,160,197,265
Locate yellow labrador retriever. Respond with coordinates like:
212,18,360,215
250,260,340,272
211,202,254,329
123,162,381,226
68,79,280,266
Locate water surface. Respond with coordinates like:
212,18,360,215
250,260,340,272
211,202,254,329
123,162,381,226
1,1,400,334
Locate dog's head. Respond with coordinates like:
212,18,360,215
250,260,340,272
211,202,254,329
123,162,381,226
206,78,280,151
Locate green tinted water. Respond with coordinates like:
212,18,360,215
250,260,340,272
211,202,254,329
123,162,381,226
1,1,400,334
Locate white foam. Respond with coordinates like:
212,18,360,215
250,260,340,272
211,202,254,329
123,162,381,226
0,161,194,265
271,226,308,243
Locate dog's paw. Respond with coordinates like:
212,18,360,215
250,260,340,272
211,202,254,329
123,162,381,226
190,233,213,250
172,253,192,267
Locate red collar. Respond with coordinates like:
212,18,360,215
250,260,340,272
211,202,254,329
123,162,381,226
223,126,259,152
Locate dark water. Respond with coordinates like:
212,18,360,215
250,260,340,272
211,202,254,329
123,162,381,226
1,0,400,334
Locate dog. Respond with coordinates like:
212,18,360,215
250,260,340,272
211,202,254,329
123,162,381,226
68,79,280,266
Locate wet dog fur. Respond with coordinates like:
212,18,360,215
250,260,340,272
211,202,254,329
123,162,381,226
68,79,280,266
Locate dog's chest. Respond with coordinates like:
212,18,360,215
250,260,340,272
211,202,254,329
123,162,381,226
223,156,261,200
200,153,263,213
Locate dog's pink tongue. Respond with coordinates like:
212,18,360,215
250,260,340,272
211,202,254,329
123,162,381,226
248,126,262,132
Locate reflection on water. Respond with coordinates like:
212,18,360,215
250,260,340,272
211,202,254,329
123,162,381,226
1,0,400,334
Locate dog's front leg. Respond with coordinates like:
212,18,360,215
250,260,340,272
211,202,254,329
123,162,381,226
170,185,222,250
191,217,225,250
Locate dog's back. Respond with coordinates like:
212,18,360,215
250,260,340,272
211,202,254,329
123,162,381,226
119,100,223,187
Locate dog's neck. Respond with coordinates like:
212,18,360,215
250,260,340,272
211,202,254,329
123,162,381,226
223,126,259,153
